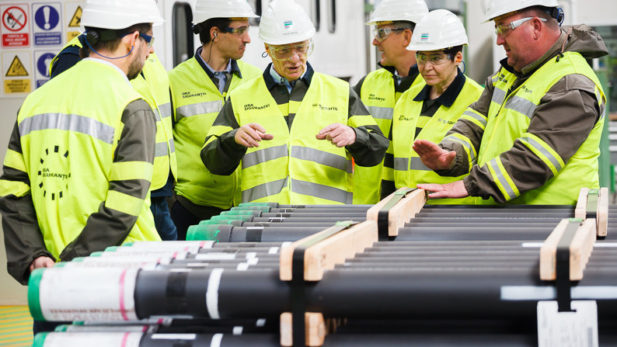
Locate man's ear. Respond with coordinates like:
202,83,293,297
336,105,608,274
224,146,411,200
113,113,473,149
403,29,413,47
122,30,139,52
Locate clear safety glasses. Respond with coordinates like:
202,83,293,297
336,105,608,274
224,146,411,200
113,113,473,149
416,52,451,66
268,41,313,60
494,17,547,36
373,26,406,42
222,25,250,36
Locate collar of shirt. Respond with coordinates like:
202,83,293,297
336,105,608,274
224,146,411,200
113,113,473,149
263,62,314,91
413,68,466,107
194,46,243,80
380,63,420,92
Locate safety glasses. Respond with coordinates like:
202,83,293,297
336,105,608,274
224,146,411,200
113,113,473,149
222,25,250,35
374,26,407,42
416,52,451,66
494,17,547,36
268,41,313,60
139,32,154,48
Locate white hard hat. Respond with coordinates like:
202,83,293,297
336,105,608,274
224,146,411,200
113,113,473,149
367,0,429,25
259,0,315,45
484,0,559,21
407,9,468,52
193,0,258,24
81,0,163,30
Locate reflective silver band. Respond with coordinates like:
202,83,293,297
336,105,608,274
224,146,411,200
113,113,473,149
367,106,394,120
505,95,536,119
242,177,288,202
393,157,409,171
175,100,223,121
521,136,563,172
242,144,288,169
291,146,352,173
19,113,115,144
491,87,506,106
291,179,352,204
463,110,487,127
410,157,431,171
488,159,516,201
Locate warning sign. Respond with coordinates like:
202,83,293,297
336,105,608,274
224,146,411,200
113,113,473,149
35,51,55,87
33,3,62,46
1,4,30,48
68,6,81,27
6,55,28,77
2,51,32,95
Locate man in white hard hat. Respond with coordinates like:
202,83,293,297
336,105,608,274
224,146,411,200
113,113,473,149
168,0,262,239
201,0,388,205
352,0,428,204
414,0,608,205
0,0,162,332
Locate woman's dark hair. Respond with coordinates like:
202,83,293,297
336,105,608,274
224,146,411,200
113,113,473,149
443,45,464,61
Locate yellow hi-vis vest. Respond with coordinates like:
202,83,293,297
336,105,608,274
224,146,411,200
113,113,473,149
354,68,424,203
131,53,177,190
229,73,361,204
169,57,262,208
49,36,176,191
15,59,159,259
392,76,483,204
477,52,606,205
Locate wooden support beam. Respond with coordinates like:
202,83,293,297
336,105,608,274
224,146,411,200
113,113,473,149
279,220,378,281
540,218,596,281
597,187,608,237
574,188,589,220
280,312,325,346
366,188,426,237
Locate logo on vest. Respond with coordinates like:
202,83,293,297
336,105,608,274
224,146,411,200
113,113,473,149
436,118,455,125
398,114,413,121
520,86,533,94
38,145,70,201
496,73,507,83
244,103,269,111
182,91,207,98
312,103,338,111
368,93,385,102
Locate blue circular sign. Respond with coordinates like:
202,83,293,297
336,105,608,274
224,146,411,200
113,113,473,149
37,53,56,78
34,6,59,31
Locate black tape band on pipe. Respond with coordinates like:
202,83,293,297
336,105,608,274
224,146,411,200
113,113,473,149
378,188,416,241
556,218,581,312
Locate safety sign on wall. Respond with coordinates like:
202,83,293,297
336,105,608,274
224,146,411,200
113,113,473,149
64,2,82,43
32,3,61,46
34,51,54,88
1,4,31,48
2,51,32,94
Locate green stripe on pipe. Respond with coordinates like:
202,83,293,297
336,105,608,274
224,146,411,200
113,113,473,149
28,269,45,321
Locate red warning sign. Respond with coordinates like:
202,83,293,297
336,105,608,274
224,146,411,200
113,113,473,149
1,5,29,48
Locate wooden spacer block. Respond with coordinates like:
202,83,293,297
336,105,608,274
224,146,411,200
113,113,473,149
279,220,378,281
540,218,596,281
574,188,589,220
597,187,608,237
280,312,326,346
366,188,426,237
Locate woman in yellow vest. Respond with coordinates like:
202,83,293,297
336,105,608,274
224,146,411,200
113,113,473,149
201,0,388,205
392,9,483,204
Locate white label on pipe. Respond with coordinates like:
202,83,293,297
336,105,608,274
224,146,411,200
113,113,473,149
151,333,197,340
501,286,617,300
593,243,617,247
521,242,543,248
256,318,266,327
195,253,236,261
210,333,224,347
268,247,279,254
236,263,249,271
537,301,598,347
206,268,224,319
40,268,138,321
233,326,243,335
44,332,141,347
245,252,257,259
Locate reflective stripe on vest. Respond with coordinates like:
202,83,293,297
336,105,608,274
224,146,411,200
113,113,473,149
477,51,605,205
169,57,262,208
231,73,352,204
